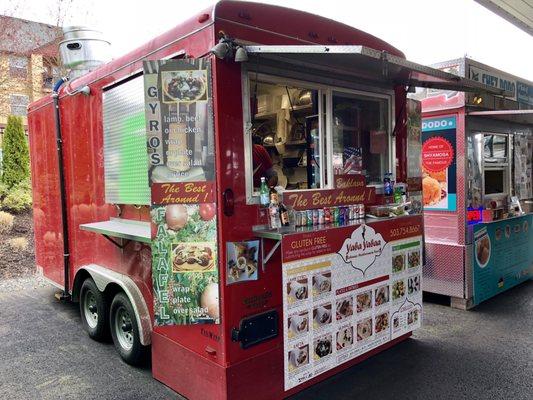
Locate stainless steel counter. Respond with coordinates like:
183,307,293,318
80,218,151,244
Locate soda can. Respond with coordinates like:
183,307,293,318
350,205,356,220
358,204,365,219
338,206,345,225
295,211,302,227
324,207,331,224
318,209,325,225
312,209,319,226
333,206,339,224
306,210,313,226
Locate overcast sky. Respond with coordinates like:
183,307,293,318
5,0,533,80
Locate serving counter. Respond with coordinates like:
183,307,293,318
468,212,533,306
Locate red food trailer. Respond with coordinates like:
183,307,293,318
27,2,500,399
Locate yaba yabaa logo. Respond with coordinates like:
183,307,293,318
338,224,386,274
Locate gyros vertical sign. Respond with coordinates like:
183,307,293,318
144,59,220,327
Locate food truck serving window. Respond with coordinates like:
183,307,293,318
481,133,510,199
243,73,392,200
332,92,388,184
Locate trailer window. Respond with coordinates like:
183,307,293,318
247,79,326,193
331,91,389,185
103,76,150,205
481,133,510,200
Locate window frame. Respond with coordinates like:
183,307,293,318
10,94,29,116
9,56,28,79
242,70,395,204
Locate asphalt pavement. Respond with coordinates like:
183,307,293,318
0,277,531,400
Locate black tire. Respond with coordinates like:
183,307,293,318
109,292,149,366
79,278,109,341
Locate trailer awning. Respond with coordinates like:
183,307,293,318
243,45,505,95
467,109,533,124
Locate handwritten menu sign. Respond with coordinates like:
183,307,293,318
144,59,220,326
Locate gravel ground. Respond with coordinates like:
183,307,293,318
0,277,531,400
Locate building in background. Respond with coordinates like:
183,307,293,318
0,15,62,139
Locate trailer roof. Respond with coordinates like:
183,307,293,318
29,1,409,112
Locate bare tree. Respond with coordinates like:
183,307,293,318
0,0,94,111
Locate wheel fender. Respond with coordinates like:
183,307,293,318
76,264,152,346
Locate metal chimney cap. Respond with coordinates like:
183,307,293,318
60,26,110,45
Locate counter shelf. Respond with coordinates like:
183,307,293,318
80,217,151,248
253,213,419,268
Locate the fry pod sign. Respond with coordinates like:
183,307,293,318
144,59,220,326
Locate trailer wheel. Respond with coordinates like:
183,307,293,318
110,292,148,366
79,278,109,341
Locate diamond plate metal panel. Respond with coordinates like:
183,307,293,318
423,241,465,298
103,76,150,205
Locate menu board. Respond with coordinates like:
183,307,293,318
472,215,533,306
513,134,533,200
282,217,423,390
421,116,457,211
144,59,220,326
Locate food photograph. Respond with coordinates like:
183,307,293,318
287,279,309,303
288,311,309,338
312,272,332,296
475,234,491,267
392,254,405,273
408,250,420,269
408,309,420,325
422,167,448,207
336,296,354,320
374,312,390,334
505,225,511,238
392,279,406,300
393,316,400,330
162,70,208,103
357,317,373,341
314,335,333,360
172,242,215,272
288,345,309,370
226,241,259,284
336,326,354,350
356,291,372,313
408,275,421,295
313,304,332,328
374,285,389,306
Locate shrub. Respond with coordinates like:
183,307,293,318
2,186,32,213
15,177,32,191
0,211,14,233
0,181,9,199
8,237,29,252
1,115,30,189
